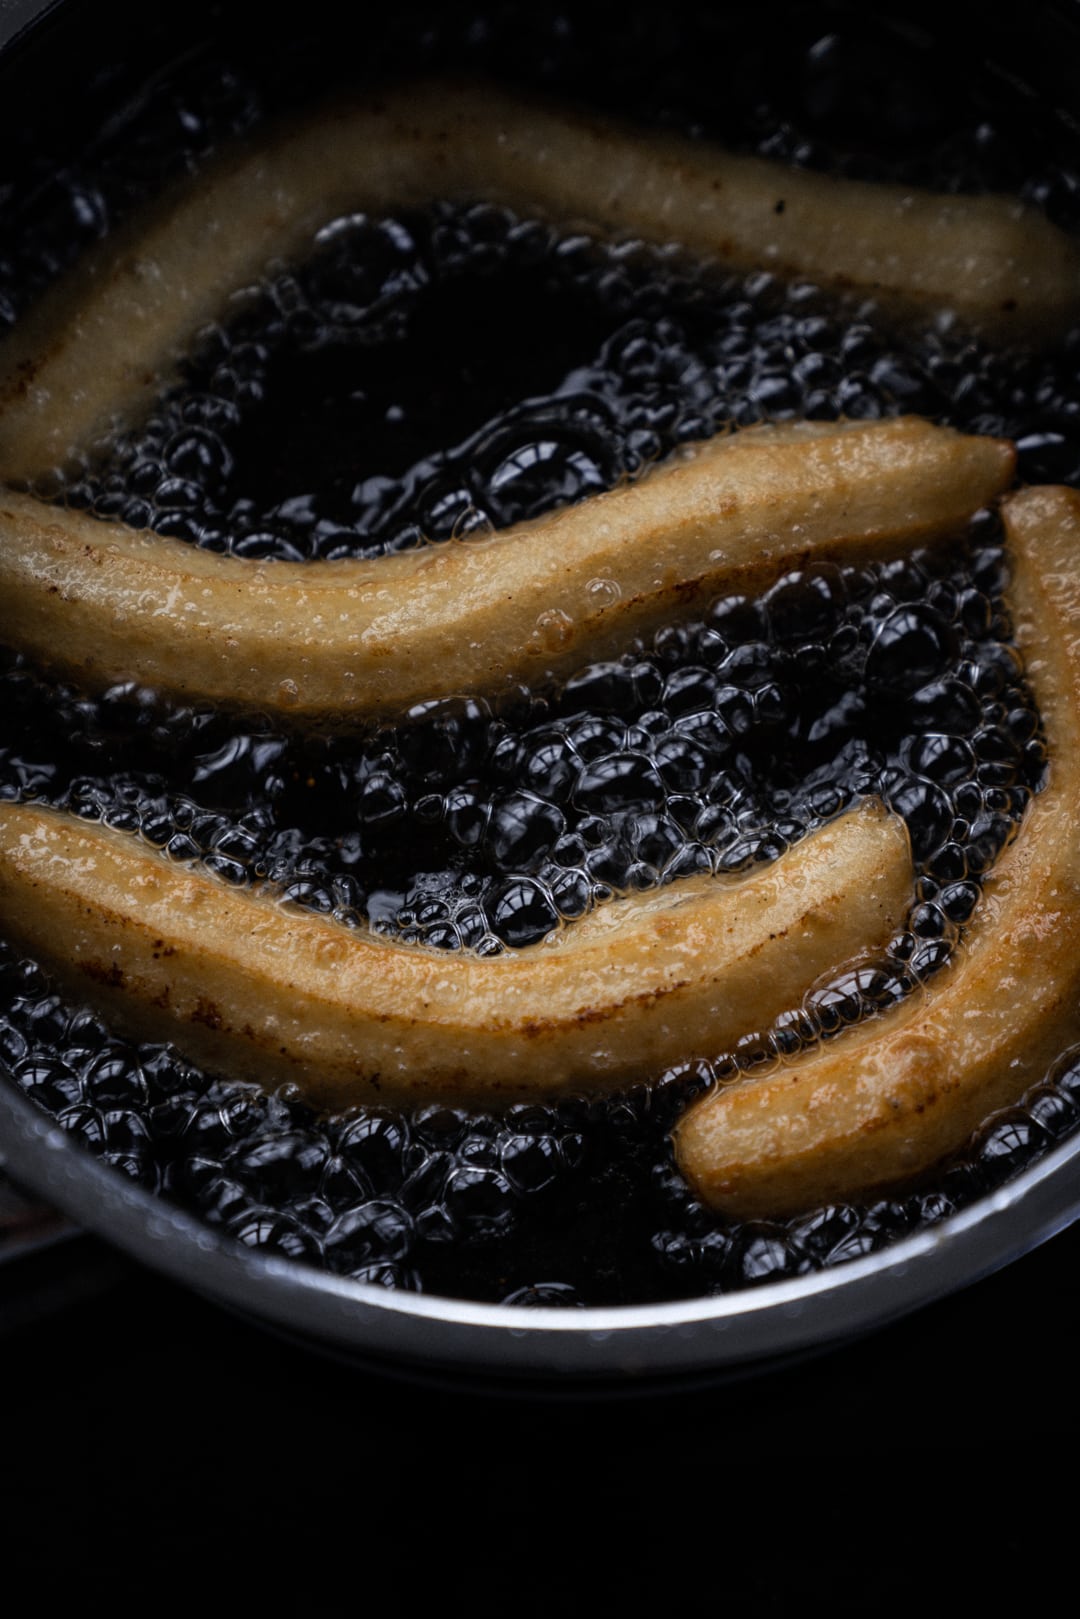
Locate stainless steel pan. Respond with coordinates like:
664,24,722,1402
3,0,1080,1385
4,1072,1080,1384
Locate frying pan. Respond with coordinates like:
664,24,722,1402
3,0,1080,1387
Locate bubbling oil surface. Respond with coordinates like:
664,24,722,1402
1,7,1079,1304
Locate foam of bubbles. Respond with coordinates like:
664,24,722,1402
0,10,1077,1304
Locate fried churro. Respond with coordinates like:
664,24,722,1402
0,82,1074,480
0,798,910,1107
675,485,1080,1218
0,418,1014,720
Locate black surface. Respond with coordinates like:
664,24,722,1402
3,1221,1078,1607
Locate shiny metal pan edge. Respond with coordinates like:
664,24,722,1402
4,1071,1080,1380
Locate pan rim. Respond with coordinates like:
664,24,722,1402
4,1068,1080,1378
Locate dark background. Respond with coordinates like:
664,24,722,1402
4,1221,1079,1609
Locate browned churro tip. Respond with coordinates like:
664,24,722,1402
673,483,1080,1220
0,797,912,1108
0,417,1015,722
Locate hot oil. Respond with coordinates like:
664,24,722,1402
1,7,1079,1303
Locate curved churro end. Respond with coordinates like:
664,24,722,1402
0,82,1073,481
0,797,912,1108
0,417,1015,721
674,483,1080,1220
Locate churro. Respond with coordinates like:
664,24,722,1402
0,82,1074,479
0,418,1014,719
0,798,910,1107
675,485,1080,1218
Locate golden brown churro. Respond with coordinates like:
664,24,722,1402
0,82,1074,478
0,799,911,1107
674,485,1080,1218
0,419,1015,719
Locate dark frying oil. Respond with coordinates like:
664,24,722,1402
1,5,1079,1305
